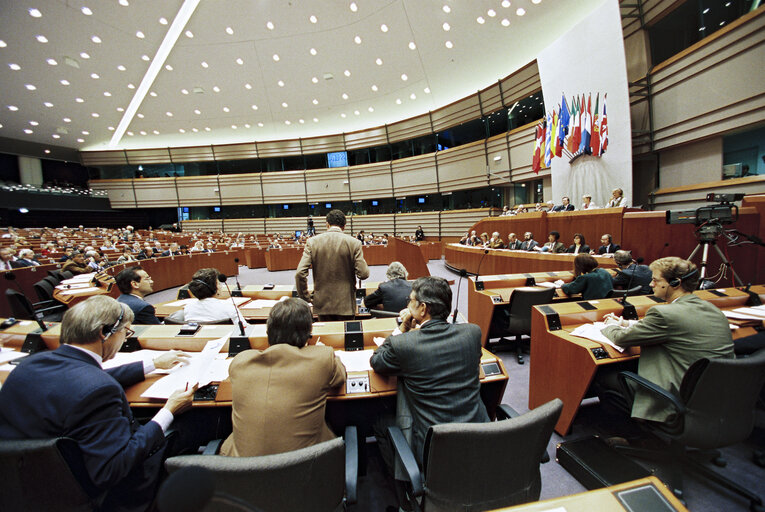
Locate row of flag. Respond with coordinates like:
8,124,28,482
532,92,608,173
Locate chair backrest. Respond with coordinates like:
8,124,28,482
678,349,765,449
606,285,643,299
506,287,556,336
34,278,56,302
5,288,36,319
0,438,98,512
46,270,63,283
61,270,74,279
369,309,401,318
165,437,345,512
421,398,563,512
164,309,186,324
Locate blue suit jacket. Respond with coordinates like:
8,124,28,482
118,293,161,324
363,278,412,312
0,345,165,511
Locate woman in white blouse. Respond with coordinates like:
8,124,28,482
184,268,240,324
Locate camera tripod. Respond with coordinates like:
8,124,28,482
687,222,743,287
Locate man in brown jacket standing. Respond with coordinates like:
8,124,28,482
296,209,370,321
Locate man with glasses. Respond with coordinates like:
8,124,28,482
0,295,193,512
116,266,161,324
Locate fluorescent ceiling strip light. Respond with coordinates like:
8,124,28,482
109,0,200,147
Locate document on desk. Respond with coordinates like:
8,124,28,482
141,336,228,399
162,298,197,307
570,322,626,353
335,349,374,372
241,299,279,309
730,307,765,319
58,286,101,296
0,349,28,365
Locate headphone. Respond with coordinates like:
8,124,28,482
192,278,216,294
669,268,698,288
102,307,125,341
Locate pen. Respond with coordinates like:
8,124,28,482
185,382,188,392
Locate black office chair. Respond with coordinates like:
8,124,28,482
606,285,643,299
5,288,66,322
369,309,401,318
489,287,556,364
46,269,64,284
164,426,358,512
387,399,563,511
615,350,765,510
60,270,74,279
0,437,102,511
33,277,65,306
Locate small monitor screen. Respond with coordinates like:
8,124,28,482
295,230,303,238
418,197,425,204
325,203,332,208
182,207,189,213
371,200,379,206
283,204,289,210
213,207,221,212
327,151,348,168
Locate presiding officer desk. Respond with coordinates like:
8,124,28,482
528,285,765,436
0,317,509,422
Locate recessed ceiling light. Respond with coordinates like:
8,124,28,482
0,40,6,47
371,85,378,91
225,26,234,35
445,41,453,48
245,83,252,89
281,102,288,108
137,113,144,118
376,58,383,65
277,80,284,87
179,128,185,133
350,2,358,12
244,124,250,129
82,130,89,135
340,113,346,118
410,93,416,100
272,54,280,61
311,76,318,83
185,30,193,38
443,5,451,13
354,110,360,115
201,61,208,68
354,36,362,44
236,57,243,65
75,97,84,103
91,73,99,79
309,15,317,23
396,98,402,104
128,131,135,136
477,16,485,23
117,64,126,71
284,121,290,125
342,93,349,100
166,111,173,117
36,35,48,43
44,149,50,154
29,8,42,18
119,0,128,6
194,109,201,114
91,35,101,43
24,129,33,134
266,21,274,30
52,134,61,139
401,73,408,81
117,107,124,112
502,0,511,7
442,22,450,31
251,104,258,110
63,117,71,122
142,54,150,61
516,7,525,15
368,107,374,112
223,106,230,112
181,88,189,94
192,127,199,132
91,112,99,118
488,9,496,17
213,85,220,92
256,123,263,127
309,48,317,56
43,102,53,107
159,17,168,25
46,58,58,65
408,41,416,50
532,0,541,3
29,121,38,126
140,130,146,135
136,31,145,38
60,79,69,85
149,91,157,97
105,91,113,97
380,24,388,32
80,52,90,60
165,64,173,71
312,99,319,105
127,83,135,89
9,63,20,70
313,118,318,123
297,119,303,124
24,84,36,91
153,130,159,134
344,69,351,77
501,18,510,26
424,87,431,93
77,137,85,142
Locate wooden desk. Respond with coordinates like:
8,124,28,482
529,286,765,436
496,476,688,511
264,247,303,271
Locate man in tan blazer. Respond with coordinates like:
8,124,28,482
221,298,346,457
296,209,370,321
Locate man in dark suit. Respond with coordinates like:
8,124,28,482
364,262,412,313
296,209,370,321
0,296,193,512
10,248,40,267
611,250,652,294
414,225,425,241
520,231,538,251
116,266,161,324
371,276,489,466
551,196,575,212
596,233,620,255
506,232,523,250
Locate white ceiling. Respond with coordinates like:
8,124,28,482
0,0,605,152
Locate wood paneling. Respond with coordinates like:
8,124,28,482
391,154,438,196
260,171,306,204
170,145,215,163
437,140,488,192
212,142,258,161
218,173,263,206
300,135,345,154
132,178,178,207
256,139,302,158
305,167,351,202
387,113,432,144
347,162,392,200
176,175,220,207
125,148,172,165
89,180,135,208
430,95,482,133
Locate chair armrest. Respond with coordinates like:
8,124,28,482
618,371,686,416
344,426,358,505
386,426,424,498
201,439,223,455
34,302,66,313
496,404,550,463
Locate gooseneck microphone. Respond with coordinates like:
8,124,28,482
218,273,246,336
474,249,490,291
233,258,242,292
451,268,468,324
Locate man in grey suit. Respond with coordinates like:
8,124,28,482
371,276,489,465
296,209,370,321
600,257,734,422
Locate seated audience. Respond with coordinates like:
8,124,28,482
581,194,598,210
566,233,591,255
62,251,92,275
116,248,136,264
85,250,105,272
0,247,16,270
560,253,613,300
534,231,566,253
551,196,575,212
116,267,161,324
364,262,412,313
595,233,620,255
501,205,512,216
12,248,40,267
480,232,489,246
0,295,193,512
611,250,652,294
606,187,627,208
221,298,346,457
184,268,240,324
520,231,537,251
599,258,733,422
506,232,522,250
488,231,505,249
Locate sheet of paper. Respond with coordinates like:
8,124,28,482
0,351,28,365
570,323,625,353
733,307,765,319
59,286,100,296
724,310,765,321
162,298,196,307
536,281,557,288
241,299,279,308
140,336,228,399
334,349,374,372
62,273,97,284
373,337,386,347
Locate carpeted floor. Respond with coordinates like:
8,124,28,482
145,258,765,511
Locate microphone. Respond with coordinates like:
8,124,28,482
233,258,242,292
218,273,246,336
157,466,261,512
451,269,468,323
474,249,490,291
